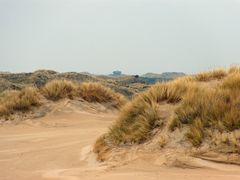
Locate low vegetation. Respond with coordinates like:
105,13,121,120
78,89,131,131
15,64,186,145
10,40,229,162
0,87,41,117
172,69,240,142
228,65,240,74
107,77,195,145
212,130,240,153
77,82,127,108
221,73,240,90
109,96,161,144
194,68,227,81
42,80,77,100
0,80,126,119
93,135,112,161
185,119,204,147
95,66,240,160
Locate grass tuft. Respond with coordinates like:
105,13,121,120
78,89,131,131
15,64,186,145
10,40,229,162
77,82,127,108
228,65,240,74
109,96,161,144
222,73,240,90
42,80,77,100
0,87,41,117
195,69,227,82
93,135,112,162
185,119,204,147
147,76,194,104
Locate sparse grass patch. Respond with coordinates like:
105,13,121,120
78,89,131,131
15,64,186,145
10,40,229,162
93,135,112,162
185,119,204,147
42,80,77,100
195,69,227,82
93,134,114,161
212,130,240,153
222,131,240,150
77,82,127,108
168,116,181,131
158,135,168,148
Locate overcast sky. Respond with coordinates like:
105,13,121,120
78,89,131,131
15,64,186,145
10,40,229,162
1,0,240,74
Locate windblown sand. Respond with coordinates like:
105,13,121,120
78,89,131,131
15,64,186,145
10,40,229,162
0,101,240,180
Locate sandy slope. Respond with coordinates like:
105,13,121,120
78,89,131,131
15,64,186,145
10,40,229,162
0,101,240,180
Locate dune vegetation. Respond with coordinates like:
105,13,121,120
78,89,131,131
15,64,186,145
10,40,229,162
42,80,77,100
77,82,127,108
94,66,240,161
194,68,227,81
0,80,126,119
0,87,41,117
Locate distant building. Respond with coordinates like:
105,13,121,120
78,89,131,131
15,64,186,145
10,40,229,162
112,70,122,76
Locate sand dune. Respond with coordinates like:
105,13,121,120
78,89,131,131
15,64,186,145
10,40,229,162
0,101,240,180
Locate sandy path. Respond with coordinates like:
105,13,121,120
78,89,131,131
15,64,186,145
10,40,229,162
0,103,240,180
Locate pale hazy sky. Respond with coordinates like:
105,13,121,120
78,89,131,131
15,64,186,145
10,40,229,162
1,0,240,74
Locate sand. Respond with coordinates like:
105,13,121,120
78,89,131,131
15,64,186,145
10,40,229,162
0,101,240,180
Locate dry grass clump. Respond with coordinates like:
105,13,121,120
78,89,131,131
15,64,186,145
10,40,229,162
212,130,240,153
77,82,127,108
42,80,77,100
158,135,168,148
109,96,161,144
185,119,204,147
148,76,194,103
93,135,112,161
195,69,227,82
172,80,240,146
0,80,126,119
228,65,240,74
106,77,195,145
42,80,126,107
0,106,9,117
0,87,41,117
222,73,240,90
